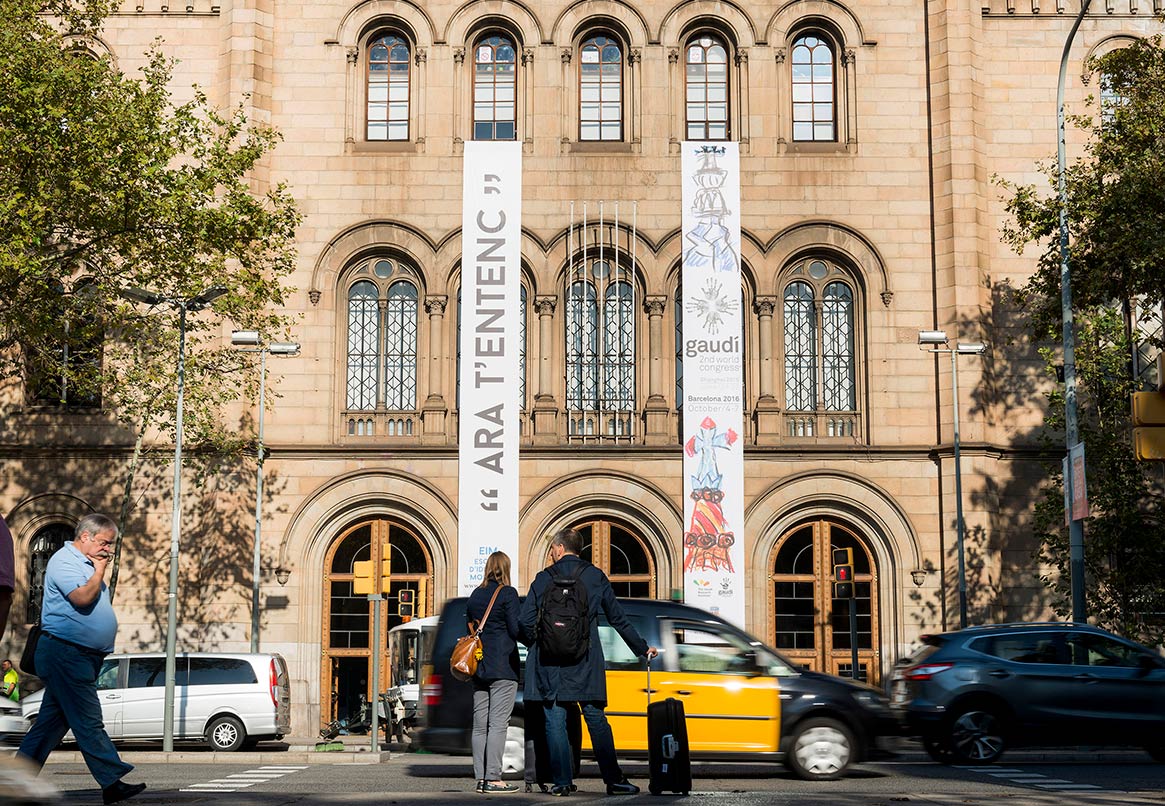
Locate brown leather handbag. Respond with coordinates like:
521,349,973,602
450,585,502,682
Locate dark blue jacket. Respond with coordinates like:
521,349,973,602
519,555,649,705
466,581,521,682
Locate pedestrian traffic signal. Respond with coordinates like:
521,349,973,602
398,589,415,618
832,548,855,599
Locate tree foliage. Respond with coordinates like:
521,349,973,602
0,0,302,596
999,28,1165,644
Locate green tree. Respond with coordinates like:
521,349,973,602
0,0,301,597
999,29,1165,644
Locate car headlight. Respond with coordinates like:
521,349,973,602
852,690,891,712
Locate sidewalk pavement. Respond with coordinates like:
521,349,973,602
5,733,1156,766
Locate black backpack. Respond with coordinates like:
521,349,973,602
537,563,591,665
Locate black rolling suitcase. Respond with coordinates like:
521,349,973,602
646,656,691,796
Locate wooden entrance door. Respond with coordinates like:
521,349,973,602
321,518,432,726
767,520,880,684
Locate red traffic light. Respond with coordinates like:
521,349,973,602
834,565,853,583
399,589,414,604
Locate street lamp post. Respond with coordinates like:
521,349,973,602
920,330,986,630
231,331,300,653
1057,0,1093,624
121,285,227,752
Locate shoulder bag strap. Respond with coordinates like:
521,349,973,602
474,585,504,636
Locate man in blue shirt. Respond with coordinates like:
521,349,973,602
17,514,147,804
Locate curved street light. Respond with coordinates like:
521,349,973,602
231,331,300,653
120,284,227,752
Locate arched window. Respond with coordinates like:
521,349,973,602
580,35,622,141
343,258,419,426
473,33,517,140
573,518,655,598
367,32,411,141
26,281,102,408
685,33,729,141
565,260,635,437
791,33,836,142
27,523,72,623
781,258,858,438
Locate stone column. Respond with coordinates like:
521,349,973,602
532,295,559,443
421,295,448,443
643,295,671,445
754,296,782,445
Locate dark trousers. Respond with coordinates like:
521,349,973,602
17,635,133,788
543,700,623,788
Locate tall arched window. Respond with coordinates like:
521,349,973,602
574,518,655,598
473,33,517,140
566,260,635,437
27,523,72,623
685,34,729,141
580,35,622,141
781,258,857,438
344,258,419,432
26,280,102,408
367,32,411,141
791,33,836,142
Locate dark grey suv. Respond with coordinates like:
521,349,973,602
889,623,1165,764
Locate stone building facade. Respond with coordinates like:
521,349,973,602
2,0,1159,734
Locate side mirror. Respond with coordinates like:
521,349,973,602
1137,654,1161,675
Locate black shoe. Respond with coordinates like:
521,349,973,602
481,782,519,794
476,780,486,793
549,784,572,796
102,781,147,805
606,779,640,796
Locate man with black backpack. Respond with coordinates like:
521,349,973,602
519,527,658,797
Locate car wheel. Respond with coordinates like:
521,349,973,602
923,734,957,764
206,715,247,752
1145,744,1165,763
786,717,854,781
947,706,1006,764
500,722,525,776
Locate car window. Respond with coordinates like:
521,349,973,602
597,613,652,671
186,658,257,685
96,659,119,691
1066,633,1150,668
975,633,1061,664
127,657,168,688
670,624,759,676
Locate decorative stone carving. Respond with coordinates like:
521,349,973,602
735,48,748,66
522,47,535,65
425,295,448,315
643,296,667,317
309,289,321,306
346,47,358,65
414,48,427,65
753,297,776,317
534,295,557,316
880,289,894,307
561,47,572,64
774,48,786,64
628,48,641,65
843,48,856,66
453,46,465,65
668,48,679,64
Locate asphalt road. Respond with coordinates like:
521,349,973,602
15,751,1165,806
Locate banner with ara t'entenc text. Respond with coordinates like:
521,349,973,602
458,141,522,595
680,142,745,628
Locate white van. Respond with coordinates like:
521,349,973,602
385,616,438,742
22,652,290,751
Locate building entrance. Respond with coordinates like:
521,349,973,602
321,518,432,727
768,519,881,683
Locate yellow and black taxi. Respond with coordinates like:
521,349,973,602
419,597,898,780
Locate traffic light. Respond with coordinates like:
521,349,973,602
398,589,415,618
832,548,855,599
1132,391,1165,460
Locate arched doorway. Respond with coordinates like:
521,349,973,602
27,523,72,623
767,519,881,683
321,518,433,726
570,518,656,598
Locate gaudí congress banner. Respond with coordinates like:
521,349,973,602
680,142,745,628
458,141,523,595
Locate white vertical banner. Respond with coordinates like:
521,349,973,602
459,141,522,595
680,142,745,628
